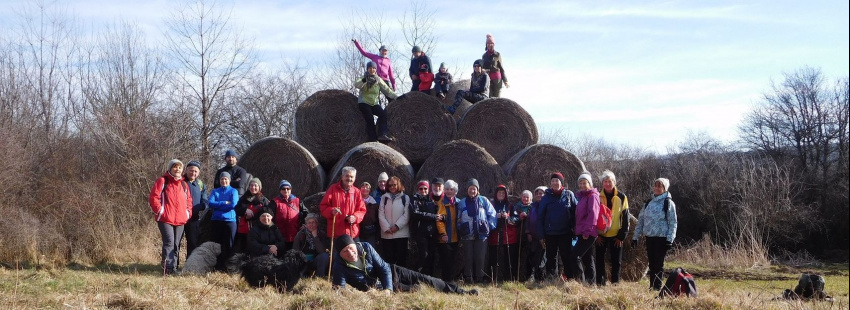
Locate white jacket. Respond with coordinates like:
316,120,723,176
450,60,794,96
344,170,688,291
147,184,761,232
379,192,410,239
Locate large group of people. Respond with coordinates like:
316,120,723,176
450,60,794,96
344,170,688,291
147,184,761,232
150,150,678,294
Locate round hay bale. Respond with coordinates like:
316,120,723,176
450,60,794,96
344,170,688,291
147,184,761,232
327,142,415,194
457,97,538,165
502,144,587,194
386,91,456,164
444,79,472,123
293,89,367,166
415,139,506,197
302,191,328,233
620,216,646,282
239,136,326,199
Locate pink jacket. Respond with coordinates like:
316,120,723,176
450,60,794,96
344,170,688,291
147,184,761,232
575,188,600,237
354,41,396,90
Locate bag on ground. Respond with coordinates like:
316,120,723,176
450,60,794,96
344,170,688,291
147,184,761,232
659,267,697,298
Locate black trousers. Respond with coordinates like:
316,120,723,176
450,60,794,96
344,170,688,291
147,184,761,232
646,237,670,290
595,236,624,285
415,235,438,276
438,242,459,282
571,236,596,284
184,219,202,257
525,237,545,281
358,102,387,141
391,264,467,294
211,220,237,270
380,238,408,267
544,234,574,278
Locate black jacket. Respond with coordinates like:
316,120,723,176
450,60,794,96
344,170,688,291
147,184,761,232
247,223,286,257
410,193,438,238
214,164,249,196
408,54,433,77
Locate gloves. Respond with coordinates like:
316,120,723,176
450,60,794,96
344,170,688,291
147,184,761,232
631,239,638,248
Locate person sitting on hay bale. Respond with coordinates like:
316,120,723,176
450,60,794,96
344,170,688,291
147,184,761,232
418,64,434,95
332,234,477,295
408,45,432,92
214,149,249,196
292,213,330,277
435,63,453,100
356,61,398,143
447,60,489,115
352,39,396,91
272,180,307,251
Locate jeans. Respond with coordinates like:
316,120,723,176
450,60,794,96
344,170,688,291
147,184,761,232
461,239,488,283
595,236,624,285
157,222,184,272
646,237,670,290
358,102,388,141
572,236,597,285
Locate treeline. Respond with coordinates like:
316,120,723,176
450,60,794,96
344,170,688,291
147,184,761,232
0,1,846,265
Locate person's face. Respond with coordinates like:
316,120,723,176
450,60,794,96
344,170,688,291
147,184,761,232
185,166,199,181
603,178,615,192
340,244,358,263
380,49,388,57
522,194,532,205
367,66,377,75
360,185,371,198
445,187,457,198
413,51,422,58
550,178,563,190
225,155,237,166
170,164,183,176
280,186,292,197
486,42,495,51
653,181,666,196
496,190,506,201
306,218,318,232
249,182,260,195
387,180,399,194
578,179,591,191
418,184,429,196
259,213,273,226
467,185,478,197
473,64,481,73
534,189,545,202
341,171,356,187
440,67,447,73
431,183,443,196
378,180,387,191
220,177,230,187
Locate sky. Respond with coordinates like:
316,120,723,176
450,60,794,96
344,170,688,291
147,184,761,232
2,0,848,153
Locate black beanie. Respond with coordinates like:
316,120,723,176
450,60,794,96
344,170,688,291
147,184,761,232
335,234,355,253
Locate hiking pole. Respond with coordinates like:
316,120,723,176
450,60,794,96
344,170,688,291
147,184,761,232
504,214,513,281
328,212,337,282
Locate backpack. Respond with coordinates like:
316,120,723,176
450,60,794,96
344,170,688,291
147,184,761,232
784,273,828,300
659,267,697,298
381,194,408,209
596,203,613,234
644,196,672,222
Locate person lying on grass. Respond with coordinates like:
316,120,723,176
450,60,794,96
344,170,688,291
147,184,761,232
331,234,477,295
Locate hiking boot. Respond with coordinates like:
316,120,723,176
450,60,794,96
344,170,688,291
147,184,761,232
466,289,479,295
377,134,394,142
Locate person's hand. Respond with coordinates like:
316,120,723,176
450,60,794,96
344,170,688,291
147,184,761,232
614,239,623,248
520,212,527,220
631,239,638,248
347,215,356,224
245,209,254,219
351,38,357,43
269,245,278,255
411,75,418,80
441,235,448,243
504,81,510,88
596,238,603,246
582,234,588,240
332,208,342,215
390,225,399,233
540,239,546,248
235,177,241,183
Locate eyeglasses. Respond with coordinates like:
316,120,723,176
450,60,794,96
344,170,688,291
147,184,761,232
418,187,428,190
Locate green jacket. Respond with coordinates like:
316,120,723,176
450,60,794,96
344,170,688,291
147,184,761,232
355,74,397,106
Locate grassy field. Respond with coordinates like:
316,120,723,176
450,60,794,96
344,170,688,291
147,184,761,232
1,259,847,309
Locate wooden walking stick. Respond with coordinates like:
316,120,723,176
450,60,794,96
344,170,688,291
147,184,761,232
327,212,337,281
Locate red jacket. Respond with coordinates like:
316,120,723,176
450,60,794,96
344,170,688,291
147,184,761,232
149,172,192,226
419,71,434,91
235,194,272,234
488,200,519,245
320,182,367,238
273,195,302,242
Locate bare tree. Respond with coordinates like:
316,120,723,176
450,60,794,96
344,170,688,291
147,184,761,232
398,1,438,92
163,0,255,164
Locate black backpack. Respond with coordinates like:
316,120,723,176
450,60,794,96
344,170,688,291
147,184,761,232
784,273,829,300
659,267,697,298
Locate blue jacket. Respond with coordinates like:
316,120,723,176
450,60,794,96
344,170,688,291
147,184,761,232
332,242,393,291
208,186,239,222
186,178,208,221
536,188,577,237
633,192,677,243
456,195,497,240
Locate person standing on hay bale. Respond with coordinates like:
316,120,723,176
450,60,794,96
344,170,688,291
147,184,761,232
183,160,208,258
208,172,240,271
536,172,578,280
149,159,193,275
408,45,433,92
514,190,533,281
272,180,307,252
457,178,497,284
524,187,547,281
356,61,398,143
435,63,453,100
447,60,489,115
246,211,286,258
293,213,330,277
214,150,249,196
632,177,677,291
359,182,380,249
418,64,435,95
488,184,520,282
234,178,273,254
352,39,396,91
436,179,461,282
482,34,509,98
320,166,367,240
332,234,478,295
410,180,439,276
572,173,600,285
595,170,629,286
378,176,412,267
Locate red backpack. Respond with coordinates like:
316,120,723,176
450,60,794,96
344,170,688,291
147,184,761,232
660,267,698,298
596,203,613,234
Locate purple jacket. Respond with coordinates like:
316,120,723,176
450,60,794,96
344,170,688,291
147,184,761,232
354,41,396,90
575,188,600,237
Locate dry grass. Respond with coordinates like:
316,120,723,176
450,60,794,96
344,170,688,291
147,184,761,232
669,234,771,270
1,261,846,309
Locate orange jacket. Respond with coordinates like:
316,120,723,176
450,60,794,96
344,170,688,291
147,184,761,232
149,172,192,226
320,182,367,238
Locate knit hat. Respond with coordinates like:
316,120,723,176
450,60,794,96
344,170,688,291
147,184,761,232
219,172,231,180
654,178,671,192
366,61,376,69
430,178,444,185
495,184,508,197
534,186,548,194
551,172,564,183
439,62,446,70
486,33,495,45
279,179,292,189
467,178,480,190
378,172,389,183
473,59,482,67
578,173,593,188
224,149,237,158
379,45,388,51
411,45,422,53
168,159,184,169
335,234,356,253
417,180,430,189
249,178,262,190
186,160,201,170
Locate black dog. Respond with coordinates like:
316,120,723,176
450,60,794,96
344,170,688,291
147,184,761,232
241,250,308,293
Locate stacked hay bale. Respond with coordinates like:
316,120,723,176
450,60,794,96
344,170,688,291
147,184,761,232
293,90,367,167
457,97,538,165
415,139,506,197
502,144,587,194
327,142,415,194
386,91,456,165
444,79,472,122
239,136,326,199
